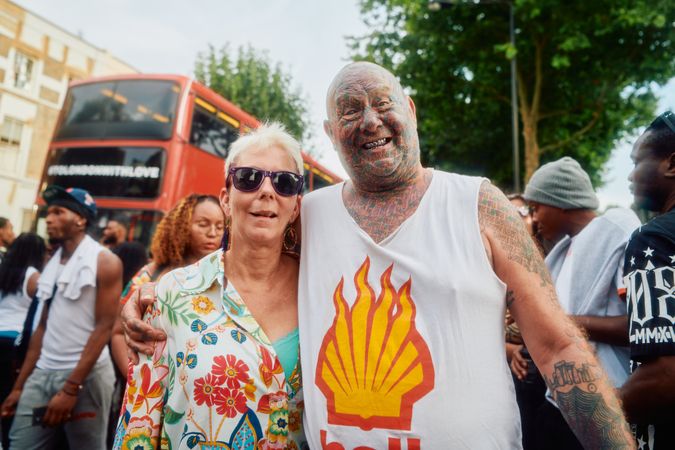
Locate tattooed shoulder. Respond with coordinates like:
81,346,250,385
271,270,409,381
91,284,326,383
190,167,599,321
477,181,551,287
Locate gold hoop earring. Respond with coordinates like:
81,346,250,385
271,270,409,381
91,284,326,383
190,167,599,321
282,225,298,251
222,216,232,251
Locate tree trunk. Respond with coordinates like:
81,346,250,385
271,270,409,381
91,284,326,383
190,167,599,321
522,116,540,183
517,38,545,183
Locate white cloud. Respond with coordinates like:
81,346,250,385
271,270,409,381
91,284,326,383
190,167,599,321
18,0,365,178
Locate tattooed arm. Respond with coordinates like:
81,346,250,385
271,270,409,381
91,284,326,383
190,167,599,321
478,182,634,450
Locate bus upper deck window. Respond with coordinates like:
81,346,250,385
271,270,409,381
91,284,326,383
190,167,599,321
55,80,180,140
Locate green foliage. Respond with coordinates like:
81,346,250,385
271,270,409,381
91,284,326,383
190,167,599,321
160,291,199,326
350,0,675,188
167,354,175,392
163,405,184,425
194,45,311,142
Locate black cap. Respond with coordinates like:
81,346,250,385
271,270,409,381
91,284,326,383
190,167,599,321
42,185,97,223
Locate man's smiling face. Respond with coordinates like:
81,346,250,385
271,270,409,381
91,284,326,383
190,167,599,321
324,63,420,191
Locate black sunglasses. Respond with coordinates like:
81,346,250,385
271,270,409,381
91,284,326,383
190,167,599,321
228,166,304,196
659,111,675,133
515,205,531,218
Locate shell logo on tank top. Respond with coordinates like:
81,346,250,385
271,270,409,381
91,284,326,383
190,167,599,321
315,257,435,431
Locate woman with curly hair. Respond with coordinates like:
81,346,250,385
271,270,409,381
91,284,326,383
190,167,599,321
110,194,225,377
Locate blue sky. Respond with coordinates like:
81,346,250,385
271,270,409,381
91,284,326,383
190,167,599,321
19,0,674,208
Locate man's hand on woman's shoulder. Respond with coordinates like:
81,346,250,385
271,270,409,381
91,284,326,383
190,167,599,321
121,282,166,364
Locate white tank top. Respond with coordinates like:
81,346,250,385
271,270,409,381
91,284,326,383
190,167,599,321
0,266,38,334
37,235,110,370
299,171,521,449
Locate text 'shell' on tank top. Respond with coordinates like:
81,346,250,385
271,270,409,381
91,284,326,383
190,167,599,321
298,170,522,449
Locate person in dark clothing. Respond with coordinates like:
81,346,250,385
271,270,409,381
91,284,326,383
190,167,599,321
620,110,675,450
100,218,129,250
112,241,148,289
0,233,46,449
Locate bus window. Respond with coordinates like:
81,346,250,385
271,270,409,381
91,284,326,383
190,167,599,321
311,172,332,191
303,166,334,192
190,101,239,158
55,80,180,140
44,146,166,199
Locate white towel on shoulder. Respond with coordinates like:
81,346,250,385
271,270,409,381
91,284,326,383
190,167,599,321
37,235,103,302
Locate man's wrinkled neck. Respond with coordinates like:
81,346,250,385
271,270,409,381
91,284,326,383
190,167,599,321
347,164,427,197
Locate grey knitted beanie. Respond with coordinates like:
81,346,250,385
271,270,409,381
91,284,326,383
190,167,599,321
523,156,598,210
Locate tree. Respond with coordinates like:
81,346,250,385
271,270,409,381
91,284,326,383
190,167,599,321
349,0,675,188
194,45,311,143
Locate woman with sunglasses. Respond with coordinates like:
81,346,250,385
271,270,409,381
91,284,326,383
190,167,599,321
114,123,305,450
108,194,224,446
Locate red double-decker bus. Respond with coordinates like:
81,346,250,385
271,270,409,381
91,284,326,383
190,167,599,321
34,74,341,245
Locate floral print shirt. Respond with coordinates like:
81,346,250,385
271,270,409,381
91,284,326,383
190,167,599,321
114,250,305,450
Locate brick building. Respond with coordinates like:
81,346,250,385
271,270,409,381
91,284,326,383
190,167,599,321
0,0,136,231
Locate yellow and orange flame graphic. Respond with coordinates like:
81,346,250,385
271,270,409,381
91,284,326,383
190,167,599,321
316,257,435,431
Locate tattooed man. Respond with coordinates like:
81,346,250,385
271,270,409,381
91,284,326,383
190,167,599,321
620,111,675,450
122,62,634,449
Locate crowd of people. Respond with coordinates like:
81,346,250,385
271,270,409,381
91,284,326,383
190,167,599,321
0,62,671,449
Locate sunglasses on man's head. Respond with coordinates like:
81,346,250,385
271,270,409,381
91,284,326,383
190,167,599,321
228,167,304,196
659,110,675,133
516,205,531,218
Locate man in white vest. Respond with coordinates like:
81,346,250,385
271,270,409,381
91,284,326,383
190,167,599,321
1,186,122,449
122,62,635,449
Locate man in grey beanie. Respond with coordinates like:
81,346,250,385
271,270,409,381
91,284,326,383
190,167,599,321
520,156,640,449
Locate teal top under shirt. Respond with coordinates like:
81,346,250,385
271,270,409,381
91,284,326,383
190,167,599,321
272,327,299,381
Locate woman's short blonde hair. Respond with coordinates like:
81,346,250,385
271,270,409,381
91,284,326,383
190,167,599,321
225,122,304,177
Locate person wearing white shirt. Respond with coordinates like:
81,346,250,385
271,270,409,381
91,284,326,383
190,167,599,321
0,233,45,449
0,186,122,450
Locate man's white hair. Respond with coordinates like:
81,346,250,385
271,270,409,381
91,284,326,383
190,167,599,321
225,122,304,177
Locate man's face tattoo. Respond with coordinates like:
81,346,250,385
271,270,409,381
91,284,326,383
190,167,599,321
325,65,420,191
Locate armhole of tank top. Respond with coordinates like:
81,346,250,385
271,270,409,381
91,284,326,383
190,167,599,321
22,267,38,298
469,178,507,292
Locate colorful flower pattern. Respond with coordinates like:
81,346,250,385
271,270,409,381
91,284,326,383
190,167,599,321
192,295,216,315
114,250,304,450
212,354,251,389
193,373,222,407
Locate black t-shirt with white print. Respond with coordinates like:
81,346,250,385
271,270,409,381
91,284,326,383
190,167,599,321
623,209,675,450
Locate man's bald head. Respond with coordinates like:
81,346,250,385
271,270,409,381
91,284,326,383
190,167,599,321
325,62,406,119
323,61,422,191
